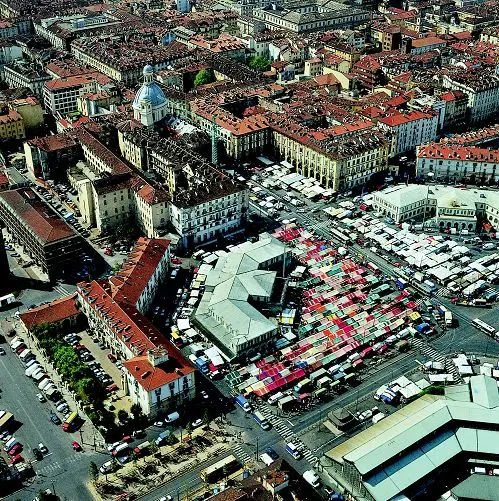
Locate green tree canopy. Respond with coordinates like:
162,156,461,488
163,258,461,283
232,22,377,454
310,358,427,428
194,68,215,87
248,56,271,72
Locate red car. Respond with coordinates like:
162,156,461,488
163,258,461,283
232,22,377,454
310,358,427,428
104,248,114,256
9,444,22,456
171,257,183,265
72,441,82,451
121,435,132,443
393,262,401,268
10,454,24,464
376,345,388,355
107,353,117,363
106,383,118,393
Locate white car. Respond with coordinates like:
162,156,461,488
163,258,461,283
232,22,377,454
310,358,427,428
38,443,48,454
159,497,173,501
192,419,203,428
357,410,373,422
107,441,121,452
154,421,165,428
36,393,46,403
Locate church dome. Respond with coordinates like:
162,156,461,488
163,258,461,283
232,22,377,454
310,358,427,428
133,81,167,108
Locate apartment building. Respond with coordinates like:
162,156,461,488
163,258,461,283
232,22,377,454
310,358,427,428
43,73,113,116
378,110,439,156
271,117,390,191
416,143,499,184
3,62,51,100
0,106,25,139
77,237,195,416
0,188,83,280
118,127,249,248
441,70,499,125
253,1,369,34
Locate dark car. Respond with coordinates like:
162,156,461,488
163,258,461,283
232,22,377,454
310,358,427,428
266,447,279,461
50,413,61,425
33,448,43,460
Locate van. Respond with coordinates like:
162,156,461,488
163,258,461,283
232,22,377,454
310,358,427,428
38,378,53,391
99,460,115,474
165,411,179,423
372,413,386,424
285,442,301,460
4,437,17,452
268,392,284,405
483,243,496,250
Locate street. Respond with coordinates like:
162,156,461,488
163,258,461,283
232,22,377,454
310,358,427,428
0,331,103,501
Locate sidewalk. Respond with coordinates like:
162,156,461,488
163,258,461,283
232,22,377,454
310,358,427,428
1,316,105,450
91,423,239,500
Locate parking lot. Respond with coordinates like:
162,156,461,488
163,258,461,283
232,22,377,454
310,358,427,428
0,329,102,500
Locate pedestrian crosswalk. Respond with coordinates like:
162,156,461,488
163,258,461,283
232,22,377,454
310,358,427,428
435,287,449,298
233,443,253,465
54,284,71,296
34,452,84,476
411,338,462,382
255,405,319,466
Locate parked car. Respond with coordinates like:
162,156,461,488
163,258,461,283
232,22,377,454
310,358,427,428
33,448,43,460
39,443,48,454
36,393,46,402
0,347,5,355
266,447,279,461
192,419,203,428
107,354,117,363
9,444,23,456
10,454,23,464
72,441,82,451
50,413,61,425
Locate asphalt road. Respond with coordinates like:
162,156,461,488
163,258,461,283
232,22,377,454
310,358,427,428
0,333,102,501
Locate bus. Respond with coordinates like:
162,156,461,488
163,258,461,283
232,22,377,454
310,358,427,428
471,318,497,338
367,262,381,275
330,228,352,245
200,455,240,483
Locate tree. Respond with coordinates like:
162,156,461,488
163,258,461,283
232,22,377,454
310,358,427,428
194,68,214,87
202,408,210,427
117,410,129,423
89,461,99,481
248,56,271,72
130,403,142,419
185,422,193,438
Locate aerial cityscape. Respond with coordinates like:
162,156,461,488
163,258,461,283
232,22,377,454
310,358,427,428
0,0,498,499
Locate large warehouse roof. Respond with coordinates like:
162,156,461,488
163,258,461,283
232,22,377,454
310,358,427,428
326,376,499,501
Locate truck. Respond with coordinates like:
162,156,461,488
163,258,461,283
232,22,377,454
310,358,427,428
395,340,410,352
133,441,150,456
62,411,78,432
445,311,453,327
235,394,252,412
396,277,407,290
0,412,14,431
423,361,445,373
252,411,271,431
195,357,209,374
278,395,296,412
0,293,15,308
380,388,399,405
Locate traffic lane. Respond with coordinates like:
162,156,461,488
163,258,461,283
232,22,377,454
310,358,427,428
137,452,237,501
290,354,418,433
0,338,77,471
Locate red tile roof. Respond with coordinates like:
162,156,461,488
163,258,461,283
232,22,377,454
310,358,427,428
123,349,195,391
0,189,76,244
417,143,499,163
110,237,170,306
379,110,435,127
20,294,79,331
411,37,446,49
27,134,78,153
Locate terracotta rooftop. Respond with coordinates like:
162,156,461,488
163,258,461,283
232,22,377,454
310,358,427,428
0,188,77,244
411,36,446,48
20,294,79,331
27,133,78,153
109,237,170,306
417,143,499,163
